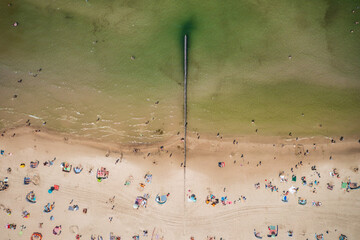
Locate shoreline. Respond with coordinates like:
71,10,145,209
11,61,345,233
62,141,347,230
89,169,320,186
1,125,358,153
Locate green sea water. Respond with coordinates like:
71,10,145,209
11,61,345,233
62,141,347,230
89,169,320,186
0,0,359,143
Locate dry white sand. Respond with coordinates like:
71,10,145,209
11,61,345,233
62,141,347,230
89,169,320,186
0,127,359,239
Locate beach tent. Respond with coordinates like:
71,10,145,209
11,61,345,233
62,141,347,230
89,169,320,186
292,175,296,182
31,232,42,240
26,191,36,203
349,182,360,190
281,196,288,203
44,202,55,213
156,194,167,204
30,161,39,168
74,165,83,174
218,162,225,168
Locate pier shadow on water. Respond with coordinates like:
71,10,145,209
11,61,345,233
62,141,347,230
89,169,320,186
178,18,196,76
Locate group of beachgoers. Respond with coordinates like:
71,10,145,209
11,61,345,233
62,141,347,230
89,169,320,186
209,132,357,240
1,121,360,240
0,150,156,239
2,137,358,240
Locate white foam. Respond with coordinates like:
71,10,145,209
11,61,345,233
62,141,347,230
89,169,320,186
28,115,42,120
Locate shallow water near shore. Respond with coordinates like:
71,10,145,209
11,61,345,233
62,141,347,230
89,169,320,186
0,0,359,143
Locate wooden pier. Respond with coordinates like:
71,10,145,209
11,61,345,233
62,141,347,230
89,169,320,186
183,34,188,235
184,34,188,168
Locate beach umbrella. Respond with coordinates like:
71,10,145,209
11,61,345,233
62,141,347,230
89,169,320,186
188,194,196,202
31,232,42,240
53,226,61,235
155,194,167,204
26,191,36,203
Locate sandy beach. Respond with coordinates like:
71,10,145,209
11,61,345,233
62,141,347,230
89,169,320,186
1,127,359,239
1,0,360,239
